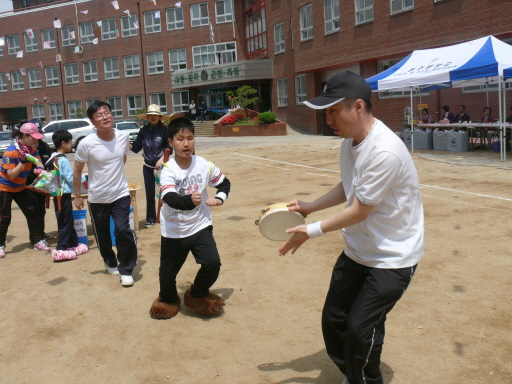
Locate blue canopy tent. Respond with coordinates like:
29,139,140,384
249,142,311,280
366,36,512,160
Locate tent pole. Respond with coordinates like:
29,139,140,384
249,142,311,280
410,89,414,154
504,80,507,161
498,76,504,161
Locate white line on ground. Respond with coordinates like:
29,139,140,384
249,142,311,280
232,152,339,173
241,160,339,179
420,185,512,202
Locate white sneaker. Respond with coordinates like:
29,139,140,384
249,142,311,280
34,240,50,252
104,261,120,276
120,275,134,286
0,245,5,258
342,378,350,384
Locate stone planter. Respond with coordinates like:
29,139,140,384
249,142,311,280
214,121,287,137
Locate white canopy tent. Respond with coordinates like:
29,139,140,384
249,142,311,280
366,36,512,160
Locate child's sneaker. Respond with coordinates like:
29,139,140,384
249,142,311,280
0,245,5,258
67,243,88,255
34,240,50,252
51,249,77,261
104,261,120,276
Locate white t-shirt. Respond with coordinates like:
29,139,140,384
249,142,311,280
160,155,225,238
340,119,424,269
75,129,130,203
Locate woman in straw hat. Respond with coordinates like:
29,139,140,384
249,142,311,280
131,104,173,228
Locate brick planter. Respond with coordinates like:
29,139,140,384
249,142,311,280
213,108,287,137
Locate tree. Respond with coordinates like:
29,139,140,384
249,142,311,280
75,109,88,118
230,85,258,119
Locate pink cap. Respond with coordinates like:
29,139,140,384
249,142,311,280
19,122,44,139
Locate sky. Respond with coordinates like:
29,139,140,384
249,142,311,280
0,2,13,13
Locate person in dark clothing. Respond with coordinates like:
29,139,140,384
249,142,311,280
200,101,207,122
25,119,53,243
131,104,173,227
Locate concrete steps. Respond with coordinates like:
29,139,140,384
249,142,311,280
193,121,217,137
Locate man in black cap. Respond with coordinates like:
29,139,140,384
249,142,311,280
278,71,424,384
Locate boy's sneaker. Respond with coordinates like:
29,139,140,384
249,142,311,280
34,240,50,252
0,245,5,258
120,275,134,286
145,222,155,228
67,243,88,255
104,261,120,276
51,249,77,261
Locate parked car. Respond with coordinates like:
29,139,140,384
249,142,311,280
0,131,13,157
41,118,96,150
115,121,141,143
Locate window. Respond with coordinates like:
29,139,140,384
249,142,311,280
192,42,236,68
28,68,42,88
83,60,98,82
0,73,7,92
295,74,306,104
277,78,288,106
79,22,95,44
378,89,428,99
150,93,167,114
68,101,82,119
49,103,63,121
107,97,123,117
244,1,268,59
147,51,164,74
190,3,209,27
11,71,24,90
86,99,99,108
22,0,31,7
274,23,285,54
121,14,138,37
45,66,59,86
104,57,120,79
355,0,374,25
7,35,20,55
124,55,140,77
215,0,233,23
324,0,340,33
144,11,161,34
461,83,511,93
169,49,186,71
61,25,76,46
0,46,3,56
377,58,402,73
127,95,143,116
166,7,184,30
101,18,117,40
172,91,189,113
64,63,79,84
24,31,38,52
300,5,313,41
32,105,45,121
41,29,56,49
391,0,414,14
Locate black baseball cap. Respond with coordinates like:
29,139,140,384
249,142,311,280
303,71,372,110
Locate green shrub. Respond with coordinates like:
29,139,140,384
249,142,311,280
258,112,277,124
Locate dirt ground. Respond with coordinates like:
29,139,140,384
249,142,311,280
0,134,511,384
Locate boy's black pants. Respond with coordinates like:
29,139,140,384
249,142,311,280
322,252,417,384
88,195,137,275
54,194,78,250
159,226,221,304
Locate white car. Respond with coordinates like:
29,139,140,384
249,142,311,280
115,121,141,143
0,131,13,157
41,118,96,150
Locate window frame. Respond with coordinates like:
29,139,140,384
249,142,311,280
104,57,120,80
45,66,59,87
49,102,63,121
300,4,313,42
121,14,138,37
106,97,123,117
127,95,143,116
355,0,374,25
274,23,285,54
172,90,190,113
277,78,288,107
28,68,42,88
215,0,233,24
324,0,340,34
32,104,46,121
169,48,187,71
295,74,307,105
24,31,38,52
79,22,95,44
7,35,20,55
147,51,164,75
0,73,8,92
124,54,140,77
83,60,98,82
41,28,56,49
11,71,24,90
67,101,82,119
192,42,236,68
149,92,168,114
190,3,209,27
390,0,414,15
166,7,184,30
64,63,79,84
61,25,76,46
101,18,117,40
144,11,162,34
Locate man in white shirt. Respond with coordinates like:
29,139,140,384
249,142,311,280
73,101,138,287
279,72,424,384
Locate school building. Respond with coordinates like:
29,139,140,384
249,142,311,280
1,0,512,134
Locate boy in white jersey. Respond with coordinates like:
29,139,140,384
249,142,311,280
150,118,231,319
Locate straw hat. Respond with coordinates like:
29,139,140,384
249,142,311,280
136,104,172,121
